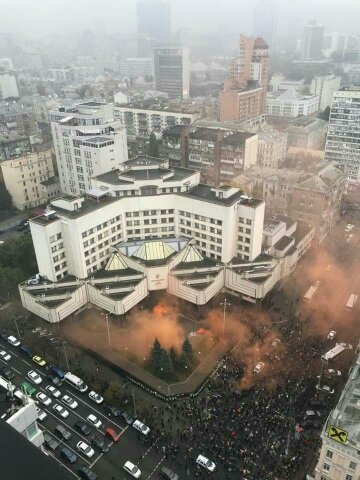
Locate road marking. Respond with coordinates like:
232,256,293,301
89,452,103,469
145,454,166,479
141,438,159,460
12,366,22,375
66,389,125,431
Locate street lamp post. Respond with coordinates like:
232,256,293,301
63,342,70,370
132,385,137,418
220,298,231,335
101,312,111,346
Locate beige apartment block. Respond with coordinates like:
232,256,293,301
1,149,54,210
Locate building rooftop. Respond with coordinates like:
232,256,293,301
40,176,59,187
274,235,294,251
180,184,263,207
0,408,73,480
327,355,360,448
223,131,256,144
118,99,198,115
189,128,220,142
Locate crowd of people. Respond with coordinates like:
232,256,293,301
139,343,330,479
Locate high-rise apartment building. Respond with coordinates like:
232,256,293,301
137,0,171,57
325,86,360,182
0,72,19,99
310,74,341,111
49,102,128,196
154,46,190,99
301,20,324,60
219,35,269,125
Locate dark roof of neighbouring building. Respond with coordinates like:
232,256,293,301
0,417,73,480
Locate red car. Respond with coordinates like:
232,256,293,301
105,427,120,442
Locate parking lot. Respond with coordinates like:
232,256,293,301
0,336,181,480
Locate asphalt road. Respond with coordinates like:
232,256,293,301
0,337,184,480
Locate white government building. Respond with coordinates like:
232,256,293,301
19,156,314,323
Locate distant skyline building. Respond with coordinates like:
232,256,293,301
253,0,276,47
301,20,324,60
310,74,341,111
219,34,269,125
154,46,190,99
137,0,171,57
325,86,360,182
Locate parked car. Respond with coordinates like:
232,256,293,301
0,350,11,362
316,384,335,394
88,390,103,404
55,424,72,441
159,466,179,480
0,366,14,380
123,461,141,478
36,408,47,422
45,385,61,398
62,394,78,409
47,375,62,387
121,411,134,425
43,433,60,451
196,454,216,472
36,392,52,406
253,362,264,374
49,366,65,379
7,335,20,347
305,410,321,418
87,414,102,429
104,404,122,417
105,427,120,442
91,435,110,453
309,399,325,409
327,330,337,340
78,467,97,480
28,370,42,385
77,441,95,459
33,355,46,367
327,369,341,377
74,421,91,436
132,420,150,436
21,381,36,397
53,404,70,418
60,447,77,464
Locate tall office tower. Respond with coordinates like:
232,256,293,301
0,72,19,99
325,86,360,182
220,34,269,125
137,0,171,57
154,46,190,99
301,20,324,60
253,0,276,47
49,102,128,196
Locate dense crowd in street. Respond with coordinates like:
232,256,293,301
138,345,327,479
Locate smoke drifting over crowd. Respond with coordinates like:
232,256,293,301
63,241,359,391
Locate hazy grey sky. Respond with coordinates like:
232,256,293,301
0,0,359,37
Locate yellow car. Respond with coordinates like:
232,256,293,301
32,355,47,367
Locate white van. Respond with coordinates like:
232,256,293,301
196,454,216,472
64,372,88,393
346,294,358,311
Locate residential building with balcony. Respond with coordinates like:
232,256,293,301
114,101,198,138
49,102,128,196
160,125,258,184
1,148,55,210
325,86,360,182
